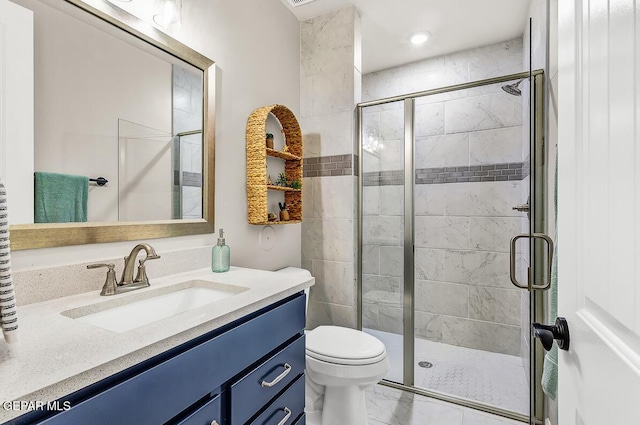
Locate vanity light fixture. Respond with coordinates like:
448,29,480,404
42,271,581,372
153,0,181,28
410,32,430,45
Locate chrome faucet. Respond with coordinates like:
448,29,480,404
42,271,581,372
120,243,161,286
87,243,161,296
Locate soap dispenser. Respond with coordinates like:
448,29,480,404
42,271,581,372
212,228,230,272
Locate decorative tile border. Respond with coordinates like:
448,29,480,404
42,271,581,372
363,162,527,186
173,171,202,187
182,172,202,187
522,158,530,179
416,162,526,184
363,170,403,186
303,156,529,184
303,155,354,177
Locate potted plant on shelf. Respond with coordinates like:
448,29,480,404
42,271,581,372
290,179,302,190
278,202,289,221
266,133,274,149
275,172,288,187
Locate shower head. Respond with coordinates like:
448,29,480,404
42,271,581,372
501,79,524,96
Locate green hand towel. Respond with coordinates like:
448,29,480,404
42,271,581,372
542,154,559,400
34,172,89,223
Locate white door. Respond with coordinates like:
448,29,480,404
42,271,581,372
0,0,33,224
558,0,640,423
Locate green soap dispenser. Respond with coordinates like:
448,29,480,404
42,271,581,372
212,228,230,272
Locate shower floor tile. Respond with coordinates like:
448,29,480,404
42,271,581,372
367,385,524,425
365,329,529,415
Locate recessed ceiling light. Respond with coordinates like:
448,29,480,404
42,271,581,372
410,32,430,45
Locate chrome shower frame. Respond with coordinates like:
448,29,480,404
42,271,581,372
356,69,547,424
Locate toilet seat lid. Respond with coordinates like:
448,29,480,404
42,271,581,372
306,326,386,364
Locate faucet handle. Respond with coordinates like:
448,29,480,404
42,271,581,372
87,263,118,296
134,255,159,286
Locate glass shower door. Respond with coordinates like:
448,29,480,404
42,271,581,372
358,72,544,422
360,100,406,384
411,79,532,416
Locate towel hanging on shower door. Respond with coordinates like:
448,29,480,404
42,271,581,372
541,154,558,400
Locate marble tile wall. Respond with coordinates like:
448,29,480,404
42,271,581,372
363,182,525,356
300,7,361,329
362,39,523,104
361,38,526,356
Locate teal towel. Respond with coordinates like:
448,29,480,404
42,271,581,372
542,154,558,400
34,172,88,223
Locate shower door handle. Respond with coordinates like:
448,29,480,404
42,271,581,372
509,233,554,291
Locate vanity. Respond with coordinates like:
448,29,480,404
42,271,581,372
0,267,313,425
1,0,312,422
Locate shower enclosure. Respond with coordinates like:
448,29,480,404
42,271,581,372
357,71,546,423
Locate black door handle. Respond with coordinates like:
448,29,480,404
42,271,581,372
532,317,570,351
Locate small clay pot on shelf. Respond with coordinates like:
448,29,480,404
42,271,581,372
278,202,289,221
266,133,274,149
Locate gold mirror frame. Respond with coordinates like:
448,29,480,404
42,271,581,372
11,0,215,250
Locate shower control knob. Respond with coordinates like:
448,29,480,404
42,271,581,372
512,203,530,213
532,317,570,351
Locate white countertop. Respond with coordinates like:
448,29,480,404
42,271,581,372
0,266,314,422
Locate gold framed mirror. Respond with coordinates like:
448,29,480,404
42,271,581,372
10,0,215,250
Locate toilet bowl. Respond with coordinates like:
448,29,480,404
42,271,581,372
275,268,390,425
305,325,389,425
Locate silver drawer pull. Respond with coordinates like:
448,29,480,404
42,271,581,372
261,363,292,388
277,407,292,425
210,421,218,425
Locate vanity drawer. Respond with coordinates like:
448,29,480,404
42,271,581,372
175,393,221,425
230,335,305,424
247,375,305,425
36,294,305,425
292,413,305,425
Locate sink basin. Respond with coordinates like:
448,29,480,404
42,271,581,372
62,280,248,333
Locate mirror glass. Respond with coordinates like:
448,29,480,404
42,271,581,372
13,0,204,224
9,0,215,249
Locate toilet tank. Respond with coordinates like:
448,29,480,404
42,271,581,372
276,267,312,313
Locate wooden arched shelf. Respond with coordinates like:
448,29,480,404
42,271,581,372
246,104,302,225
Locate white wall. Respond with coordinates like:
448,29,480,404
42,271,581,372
11,0,301,275
0,0,33,225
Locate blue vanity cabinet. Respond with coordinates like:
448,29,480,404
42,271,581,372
229,335,305,424
9,293,306,425
246,376,305,425
175,393,222,425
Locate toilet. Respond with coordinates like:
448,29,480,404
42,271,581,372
276,268,390,425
